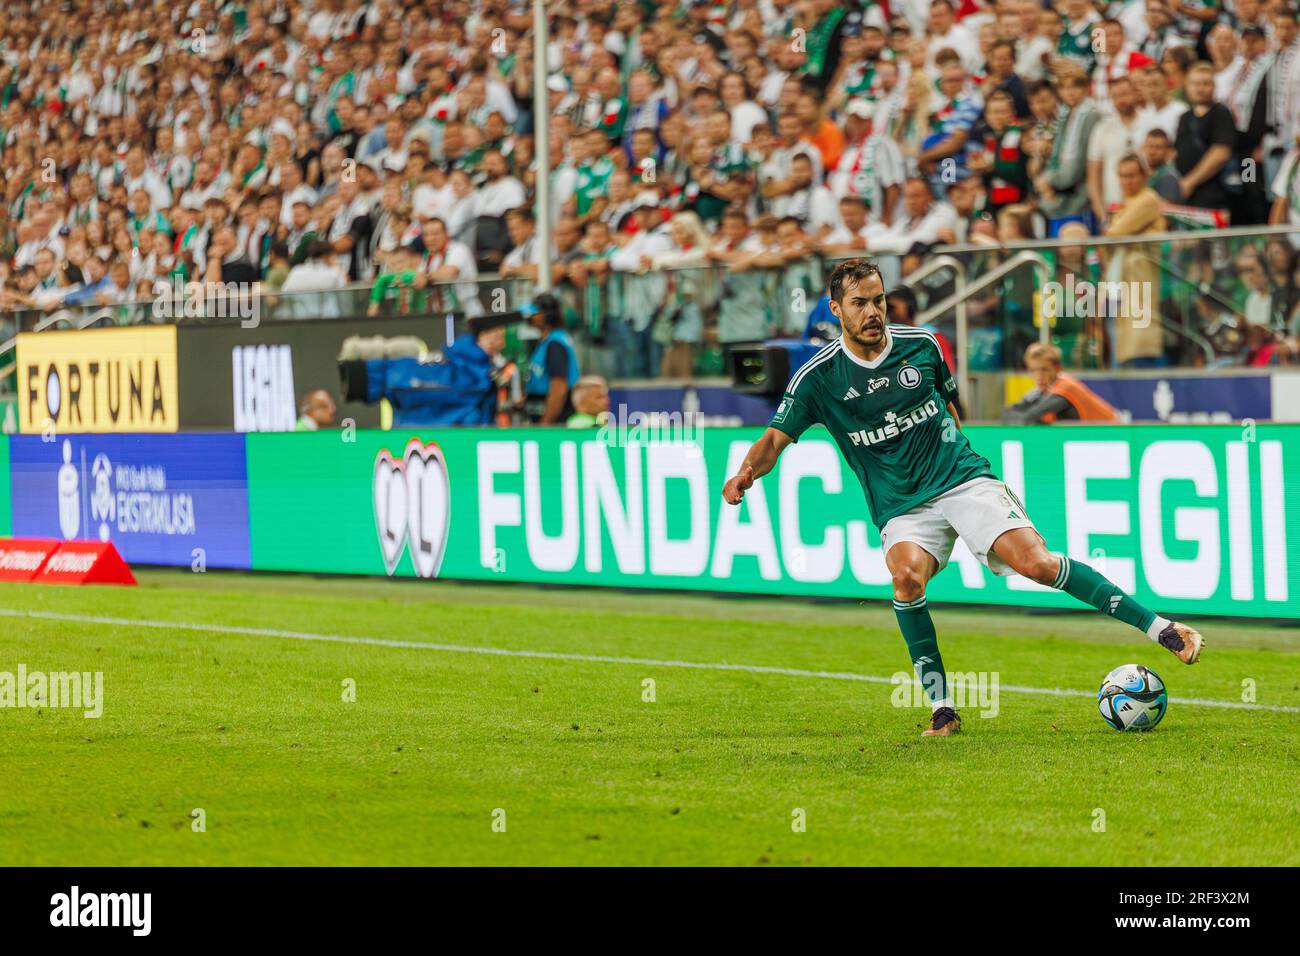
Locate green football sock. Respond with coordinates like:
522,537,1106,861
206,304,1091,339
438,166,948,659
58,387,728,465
1051,556,1170,641
893,596,952,711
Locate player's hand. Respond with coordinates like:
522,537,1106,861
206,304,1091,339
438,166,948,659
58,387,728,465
722,465,754,505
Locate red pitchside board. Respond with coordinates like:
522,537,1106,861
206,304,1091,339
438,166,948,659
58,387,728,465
0,538,136,586
0,539,61,582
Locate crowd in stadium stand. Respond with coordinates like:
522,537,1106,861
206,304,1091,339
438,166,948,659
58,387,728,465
3,0,1300,379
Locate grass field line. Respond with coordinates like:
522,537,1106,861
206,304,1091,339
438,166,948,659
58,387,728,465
3,607,1296,715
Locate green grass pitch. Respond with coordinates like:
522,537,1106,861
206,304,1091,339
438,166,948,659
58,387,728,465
1,571,1297,866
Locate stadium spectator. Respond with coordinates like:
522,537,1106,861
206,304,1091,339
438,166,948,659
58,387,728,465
417,215,481,316
1262,239,1299,326
819,195,872,256
1242,320,1289,366
917,61,983,189
1142,129,1183,202
609,192,672,378
368,244,428,316
1265,9,1300,186
982,39,1030,120
295,389,338,431
569,218,616,339
1035,69,1100,234
796,84,846,173
968,90,1030,215
499,206,541,299
830,99,905,224
0,0,1294,382
473,148,525,271
280,240,347,319
1133,64,1188,145
1002,343,1122,423
1268,136,1300,249
710,207,777,348
1101,153,1168,368
926,0,981,74
204,224,259,285
1087,75,1143,227
649,211,714,378
935,172,992,245
1173,62,1236,211
767,215,823,335
863,178,958,259
566,375,611,429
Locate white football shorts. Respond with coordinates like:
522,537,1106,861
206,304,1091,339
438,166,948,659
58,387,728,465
879,476,1041,576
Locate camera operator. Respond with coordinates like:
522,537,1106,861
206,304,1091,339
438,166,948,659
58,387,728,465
465,320,522,427
522,293,580,425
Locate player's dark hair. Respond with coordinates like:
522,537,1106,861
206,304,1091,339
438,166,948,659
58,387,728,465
828,258,884,305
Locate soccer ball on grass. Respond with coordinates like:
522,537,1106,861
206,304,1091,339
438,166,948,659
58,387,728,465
1097,664,1167,732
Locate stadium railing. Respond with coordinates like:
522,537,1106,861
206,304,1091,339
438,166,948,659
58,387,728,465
916,224,1300,374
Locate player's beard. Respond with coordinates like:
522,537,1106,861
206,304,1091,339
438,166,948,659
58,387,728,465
846,315,886,350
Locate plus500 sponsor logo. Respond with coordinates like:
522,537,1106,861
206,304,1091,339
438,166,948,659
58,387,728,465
846,399,940,447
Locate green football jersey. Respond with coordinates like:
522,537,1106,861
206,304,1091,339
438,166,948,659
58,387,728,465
768,328,994,527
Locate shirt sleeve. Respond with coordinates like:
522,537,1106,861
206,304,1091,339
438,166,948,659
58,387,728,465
932,337,959,404
768,388,818,442
1001,391,1073,424
1086,120,1107,162
369,272,394,304
545,340,570,382
1209,105,1236,149
1271,152,1297,198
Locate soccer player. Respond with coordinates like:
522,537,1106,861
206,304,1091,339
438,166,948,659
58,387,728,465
721,258,1205,737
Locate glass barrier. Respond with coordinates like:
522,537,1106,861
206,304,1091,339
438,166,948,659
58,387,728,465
4,227,1298,393
911,227,1300,372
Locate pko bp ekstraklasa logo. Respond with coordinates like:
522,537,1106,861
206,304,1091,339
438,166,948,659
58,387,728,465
373,438,451,579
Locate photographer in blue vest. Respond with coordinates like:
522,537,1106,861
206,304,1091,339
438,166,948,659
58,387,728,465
522,292,580,424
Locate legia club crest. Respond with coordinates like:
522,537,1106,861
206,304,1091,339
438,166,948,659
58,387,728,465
373,439,451,578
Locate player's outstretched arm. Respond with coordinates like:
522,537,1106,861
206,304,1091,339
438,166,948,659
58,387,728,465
722,427,793,505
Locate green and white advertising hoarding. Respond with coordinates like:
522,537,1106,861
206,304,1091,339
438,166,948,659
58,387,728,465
243,424,1297,620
